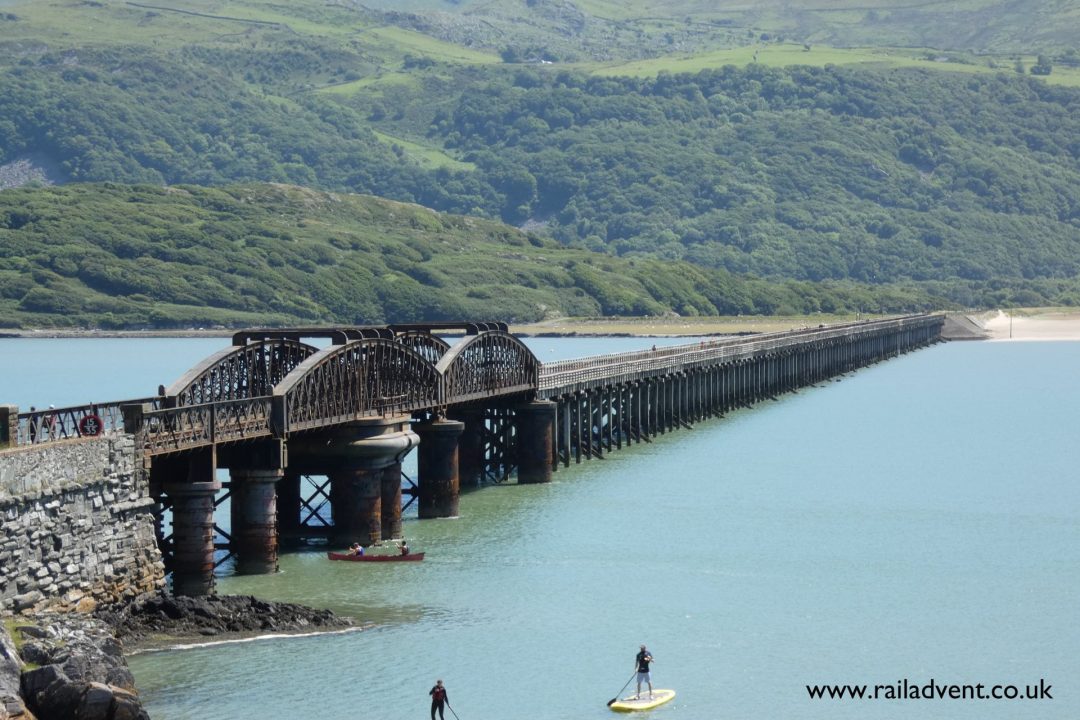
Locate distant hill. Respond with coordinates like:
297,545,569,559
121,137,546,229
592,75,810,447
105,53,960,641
0,183,947,328
1,0,1080,326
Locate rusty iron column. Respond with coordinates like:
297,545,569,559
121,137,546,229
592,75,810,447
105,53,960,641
450,408,485,488
276,471,302,547
290,416,418,547
381,463,403,540
166,479,221,597
573,393,583,463
516,400,556,483
230,468,281,575
329,466,383,546
560,397,572,466
416,418,465,518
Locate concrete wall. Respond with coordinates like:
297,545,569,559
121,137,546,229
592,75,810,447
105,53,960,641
0,436,164,615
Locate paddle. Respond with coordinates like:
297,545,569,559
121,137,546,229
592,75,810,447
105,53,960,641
607,671,638,707
445,701,461,720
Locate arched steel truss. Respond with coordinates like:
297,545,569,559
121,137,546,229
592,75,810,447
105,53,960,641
164,340,320,406
437,331,539,405
395,331,451,365
274,339,442,434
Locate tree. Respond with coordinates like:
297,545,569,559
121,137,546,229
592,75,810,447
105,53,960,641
1031,55,1053,76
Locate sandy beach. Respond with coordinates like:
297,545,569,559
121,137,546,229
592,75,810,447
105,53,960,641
974,309,1080,341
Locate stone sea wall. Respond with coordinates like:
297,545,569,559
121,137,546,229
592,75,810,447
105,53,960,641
0,437,164,615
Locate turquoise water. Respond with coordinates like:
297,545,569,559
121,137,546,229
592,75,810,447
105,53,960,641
4,339,1079,718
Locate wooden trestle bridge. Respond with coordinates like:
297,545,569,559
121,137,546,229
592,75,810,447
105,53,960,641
1,314,944,595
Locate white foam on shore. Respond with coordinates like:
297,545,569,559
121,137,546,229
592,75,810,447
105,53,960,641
130,625,364,655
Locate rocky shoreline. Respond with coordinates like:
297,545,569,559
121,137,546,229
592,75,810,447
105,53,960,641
1,591,354,720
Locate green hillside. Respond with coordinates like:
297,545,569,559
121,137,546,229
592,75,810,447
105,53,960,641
418,66,1080,286
0,183,950,329
2,0,1080,327
355,0,1080,57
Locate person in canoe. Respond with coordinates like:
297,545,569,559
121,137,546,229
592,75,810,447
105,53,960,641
429,679,448,720
399,539,410,556
635,644,654,700
349,543,364,557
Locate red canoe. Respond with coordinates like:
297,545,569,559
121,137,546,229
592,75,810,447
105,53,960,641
327,551,425,562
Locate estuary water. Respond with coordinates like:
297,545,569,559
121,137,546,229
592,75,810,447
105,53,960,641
2,337,1078,720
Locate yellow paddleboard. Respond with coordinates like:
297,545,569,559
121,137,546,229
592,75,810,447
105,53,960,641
609,689,676,712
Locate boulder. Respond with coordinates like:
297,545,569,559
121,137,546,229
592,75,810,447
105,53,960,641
77,682,114,720
36,680,85,719
1,692,32,719
18,666,64,700
12,593,42,614
111,688,150,720
16,642,49,668
0,628,28,719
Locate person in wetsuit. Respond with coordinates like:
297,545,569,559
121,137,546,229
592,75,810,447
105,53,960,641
429,679,448,720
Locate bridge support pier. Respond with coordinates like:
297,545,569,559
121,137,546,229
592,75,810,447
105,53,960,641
516,400,556,483
230,468,281,575
329,467,383,547
417,419,465,518
276,471,302,547
166,480,221,597
290,416,418,547
450,408,484,488
381,464,404,540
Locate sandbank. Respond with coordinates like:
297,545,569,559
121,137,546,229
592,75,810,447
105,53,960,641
974,309,1080,341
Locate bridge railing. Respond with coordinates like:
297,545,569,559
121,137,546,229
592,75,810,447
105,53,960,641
12,397,162,447
539,315,941,392
139,397,274,455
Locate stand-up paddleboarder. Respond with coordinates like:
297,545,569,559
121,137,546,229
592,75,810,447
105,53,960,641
635,644,654,699
429,679,448,720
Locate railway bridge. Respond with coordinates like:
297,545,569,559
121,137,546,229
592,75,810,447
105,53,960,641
1,314,943,597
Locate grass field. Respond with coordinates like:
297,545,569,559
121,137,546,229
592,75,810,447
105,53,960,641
361,25,500,65
0,0,368,49
371,130,475,171
589,43,1080,86
3,0,1076,88
337,0,1080,55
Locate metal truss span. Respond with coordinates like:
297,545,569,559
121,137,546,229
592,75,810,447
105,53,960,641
164,339,320,406
437,331,539,405
395,331,452,365
273,338,442,435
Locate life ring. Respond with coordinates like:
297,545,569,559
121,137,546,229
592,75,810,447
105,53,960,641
78,414,104,437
